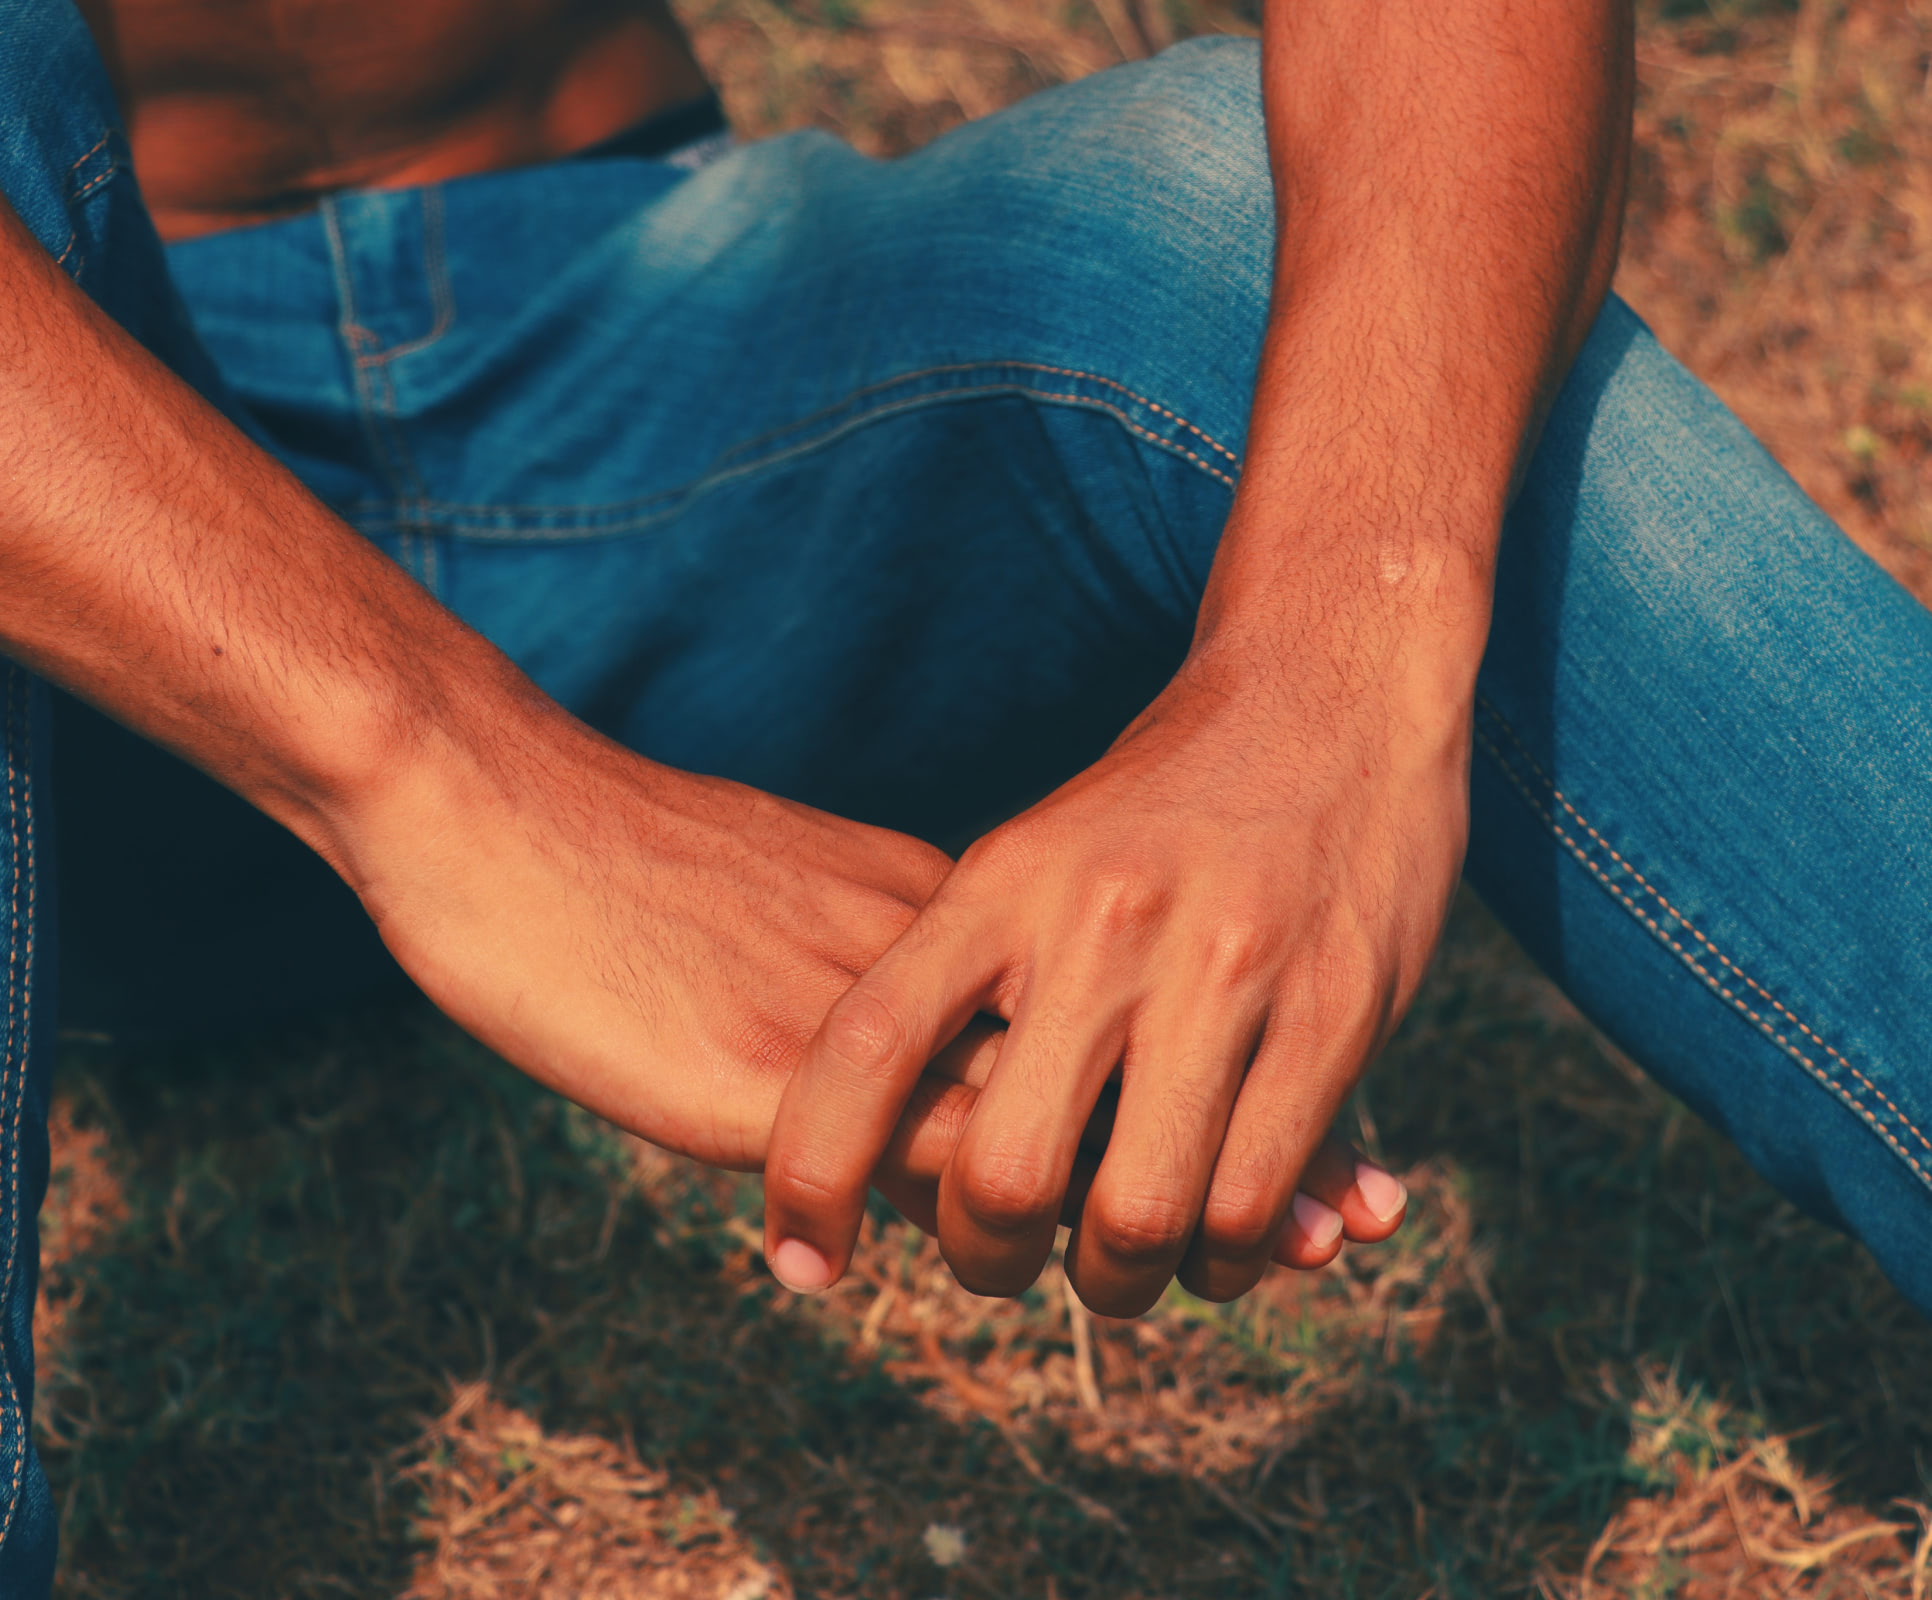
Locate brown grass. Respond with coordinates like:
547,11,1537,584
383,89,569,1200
399,1385,787,1599
1619,0,1932,602
35,2,1932,1596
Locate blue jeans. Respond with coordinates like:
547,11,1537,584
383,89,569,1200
6,0,1932,1582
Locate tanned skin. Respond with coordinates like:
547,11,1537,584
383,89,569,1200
76,0,708,240
0,0,1630,1314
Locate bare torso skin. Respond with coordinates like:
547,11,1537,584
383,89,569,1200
77,0,710,241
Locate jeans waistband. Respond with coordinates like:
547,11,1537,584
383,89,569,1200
569,92,733,170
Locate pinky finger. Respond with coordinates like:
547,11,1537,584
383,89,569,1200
1270,1137,1408,1271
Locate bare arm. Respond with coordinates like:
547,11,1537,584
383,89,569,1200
0,193,977,1177
1208,0,1631,678
762,0,1632,1312
0,196,480,856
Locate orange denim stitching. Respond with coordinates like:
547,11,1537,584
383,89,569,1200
0,671,24,1545
322,200,430,512
358,187,455,366
704,361,1243,479
972,362,1240,465
52,132,125,280
67,164,118,208
343,361,1245,525
1477,694,1932,1163
384,378,1238,539
1473,709,1932,1192
64,131,110,179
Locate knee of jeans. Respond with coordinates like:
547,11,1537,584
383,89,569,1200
1041,36,1273,296
910,35,1274,444
0,0,127,262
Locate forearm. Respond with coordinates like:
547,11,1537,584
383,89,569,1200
1198,0,1632,689
0,195,537,873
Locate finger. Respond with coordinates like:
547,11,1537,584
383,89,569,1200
1062,1001,1264,1318
877,1017,1006,1183
936,973,1131,1298
925,1016,1008,1089
1176,1005,1379,1304
879,1077,1108,1241
1270,1190,1349,1272
873,1173,940,1235
1291,1132,1408,1246
1263,1135,1381,1274
762,900,1002,1293
878,1125,1107,1240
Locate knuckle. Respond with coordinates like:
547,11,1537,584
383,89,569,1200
818,988,909,1079
765,1149,852,1211
1304,943,1378,1038
958,826,1037,886
724,1013,807,1079
1088,1189,1195,1265
1202,915,1272,991
1198,1182,1279,1258
955,1150,1060,1236
886,834,952,891
1079,868,1168,942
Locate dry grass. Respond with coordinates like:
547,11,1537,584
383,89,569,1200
1619,0,1932,600
35,1,1932,1596
399,1385,786,1599
38,896,1932,1598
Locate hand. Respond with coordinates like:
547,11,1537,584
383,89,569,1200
882,1026,1411,1275
328,677,1410,1265
329,688,981,1177
760,632,1464,1316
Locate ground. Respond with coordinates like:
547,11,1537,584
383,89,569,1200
33,0,1932,1595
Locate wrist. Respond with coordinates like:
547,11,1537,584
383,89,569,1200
255,621,554,888
1191,508,1496,736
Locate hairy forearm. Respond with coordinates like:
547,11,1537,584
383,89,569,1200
1198,0,1632,682
0,196,537,871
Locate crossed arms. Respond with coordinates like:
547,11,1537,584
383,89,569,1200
0,0,1631,1315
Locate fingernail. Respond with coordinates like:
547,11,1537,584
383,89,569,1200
1355,1162,1408,1223
770,1238,835,1293
1291,1191,1344,1250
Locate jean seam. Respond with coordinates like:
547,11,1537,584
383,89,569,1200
0,670,28,1550
66,164,117,208
342,370,1241,543
366,187,455,365
52,129,123,277
1473,695,1932,1195
321,199,433,547
700,359,1244,479
338,359,1244,521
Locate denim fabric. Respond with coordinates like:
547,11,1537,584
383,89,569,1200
0,0,146,1584
4,1,1932,1584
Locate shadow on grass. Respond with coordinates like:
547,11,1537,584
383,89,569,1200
34,895,1932,1598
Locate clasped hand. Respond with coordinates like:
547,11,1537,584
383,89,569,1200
353,629,1453,1317
762,638,1468,1316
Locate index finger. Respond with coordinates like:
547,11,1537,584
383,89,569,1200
761,897,1004,1292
